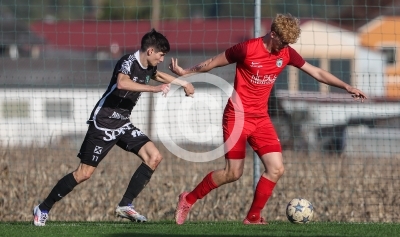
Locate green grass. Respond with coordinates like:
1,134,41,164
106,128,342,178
1,221,400,237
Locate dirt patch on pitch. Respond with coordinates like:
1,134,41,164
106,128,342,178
1,144,399,222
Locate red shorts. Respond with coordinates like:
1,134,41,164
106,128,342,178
222,115,281,159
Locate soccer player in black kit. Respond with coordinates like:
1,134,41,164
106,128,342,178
33,29,195,226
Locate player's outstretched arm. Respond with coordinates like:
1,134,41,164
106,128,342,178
169,52,230,76
300,62,367,102
117,73,170,95
153,71,195,97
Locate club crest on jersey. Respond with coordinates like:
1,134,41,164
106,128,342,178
145,75,150,84
276,58,283,68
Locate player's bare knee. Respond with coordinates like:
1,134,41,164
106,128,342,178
76,173,91,183
225,169,242,182
272,165,285,178
279,166,285,177
145,152,162,170
73,169,94,183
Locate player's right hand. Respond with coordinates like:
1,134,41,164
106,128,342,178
169,58,186,76
183,82,195,97
157,83,170,97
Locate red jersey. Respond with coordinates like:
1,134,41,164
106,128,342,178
224,37,305,117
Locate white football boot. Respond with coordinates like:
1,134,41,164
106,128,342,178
33,205,49,226
115,204,147,222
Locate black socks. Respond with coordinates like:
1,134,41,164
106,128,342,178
39,173,78,212
119,163,154,206
38,163,154,211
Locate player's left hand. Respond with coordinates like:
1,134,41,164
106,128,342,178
347,87,367,102
169,58,186,76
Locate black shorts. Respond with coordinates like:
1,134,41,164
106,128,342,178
77,122,151,167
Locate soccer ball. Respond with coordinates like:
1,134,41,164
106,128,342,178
286,198,314,224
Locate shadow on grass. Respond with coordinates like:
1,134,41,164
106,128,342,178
106,234,336,237
107,235,278,237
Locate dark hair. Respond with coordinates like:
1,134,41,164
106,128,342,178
140,29,170,53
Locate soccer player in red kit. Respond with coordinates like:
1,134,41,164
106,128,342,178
169,13,367,224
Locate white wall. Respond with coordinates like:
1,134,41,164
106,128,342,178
354,47,386,96
294,20,358,58
0,84,231,148
0,88,152,147
292,20,385,97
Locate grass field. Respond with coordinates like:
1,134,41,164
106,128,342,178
1,221,400,237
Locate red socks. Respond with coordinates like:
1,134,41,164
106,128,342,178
246,176,276,221
186,172,218,205
184,172,276,221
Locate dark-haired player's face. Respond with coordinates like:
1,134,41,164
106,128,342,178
148,48,166,66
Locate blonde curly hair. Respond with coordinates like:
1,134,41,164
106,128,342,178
271,13,301,44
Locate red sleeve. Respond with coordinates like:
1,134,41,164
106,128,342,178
225,41,248,64
288,46,305,68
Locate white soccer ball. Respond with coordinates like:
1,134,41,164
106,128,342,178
286,198,314,224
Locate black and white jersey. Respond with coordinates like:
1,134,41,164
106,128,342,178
88,51,157,130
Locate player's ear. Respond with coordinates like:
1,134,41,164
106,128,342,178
147,47,154,56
